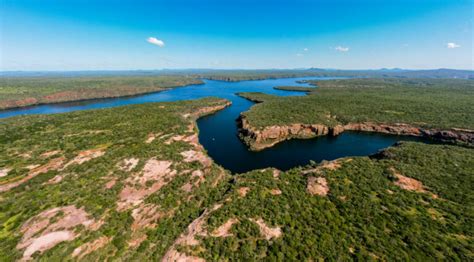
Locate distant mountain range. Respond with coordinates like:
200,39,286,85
1,68,473,79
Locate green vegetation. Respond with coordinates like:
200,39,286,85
1,69,472,110
192,142,474,260
0,94,473,260
273,86,316,92
0,98,231,260
239,78,474,130
0,76,202,109
190,68,474,81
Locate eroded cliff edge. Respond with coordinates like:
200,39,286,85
238,114,474,151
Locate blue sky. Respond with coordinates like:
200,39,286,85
1,0,472,70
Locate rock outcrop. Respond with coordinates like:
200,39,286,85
238,115,474,151
238,115,332,151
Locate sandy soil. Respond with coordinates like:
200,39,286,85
211,218,239,237
390,168,426,193
0,168,11,177
250,218,282,240
307,176,329,196
270,188,282,195
237,187,250,197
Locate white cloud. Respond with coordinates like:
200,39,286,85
334,46,349,52
296,53,304,57
446,42,460,48
147,37,165,47
303,48,309,51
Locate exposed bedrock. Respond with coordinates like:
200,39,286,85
237,115,474,151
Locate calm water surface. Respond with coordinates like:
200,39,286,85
0,77,430,173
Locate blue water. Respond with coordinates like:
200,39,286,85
0,77,430,173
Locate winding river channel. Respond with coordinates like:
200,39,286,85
0,77,431,173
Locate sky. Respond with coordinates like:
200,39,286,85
0,0,473,71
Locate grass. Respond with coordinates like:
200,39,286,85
0,76,202,109
239,78,474,130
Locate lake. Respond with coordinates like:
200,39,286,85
0,77,431,173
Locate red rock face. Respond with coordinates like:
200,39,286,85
238,115,333,151
343,122,422,136
238,116,474,151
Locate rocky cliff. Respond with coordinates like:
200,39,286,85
238,115,474,151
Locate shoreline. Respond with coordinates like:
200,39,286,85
237,114,474,151
0,79,205,111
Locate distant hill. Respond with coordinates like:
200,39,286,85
1,68,473,79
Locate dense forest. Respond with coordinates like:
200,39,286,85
1,69,472,110
0,94,473,260
239,78,474,130
0,76,202,109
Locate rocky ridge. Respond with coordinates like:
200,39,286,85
238,115,474,151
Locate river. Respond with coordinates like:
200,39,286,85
0,77,431,173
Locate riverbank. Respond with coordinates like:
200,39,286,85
0,76,203,110
237,78,474,151
238,114,474,151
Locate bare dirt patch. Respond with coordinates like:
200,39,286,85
237,187,250,197
181,170,205,193
145,133,160,144
211,218,238,237
162,203,223,261
131,203,169,231
180,150,212,168
161,250,205,262
301,159,348,175
0,157,65,193
44,175,63,185
270,188,282,195
128,203,174,248
390,168,426,193
250,218,282,240
17,205,101,260
117,158,139,172
25,164,40,170
40,150,61,158
117,159,177,211
272,169,281,179
320,160,342,171
0,167,11,178
72,236,111,259
307,176,329,196
62,148,105,169
104,178,117,189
